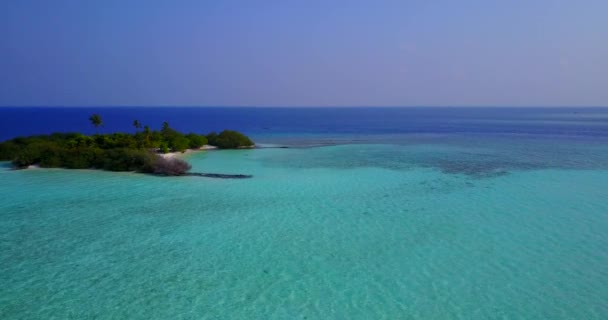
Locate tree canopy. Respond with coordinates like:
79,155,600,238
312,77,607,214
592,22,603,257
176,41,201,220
89,114,103,130
206,130,254,149
0,118,253,175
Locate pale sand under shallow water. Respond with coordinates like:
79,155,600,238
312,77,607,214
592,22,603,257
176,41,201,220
2,141,608,319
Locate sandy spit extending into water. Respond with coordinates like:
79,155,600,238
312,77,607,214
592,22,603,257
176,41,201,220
159,145,219,159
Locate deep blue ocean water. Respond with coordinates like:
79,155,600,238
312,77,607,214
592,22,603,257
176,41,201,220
2,107,608,319
2,107,608,141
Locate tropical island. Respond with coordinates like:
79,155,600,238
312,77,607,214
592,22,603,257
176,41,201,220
0,114,254,176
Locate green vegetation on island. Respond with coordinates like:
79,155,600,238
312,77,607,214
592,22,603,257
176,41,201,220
0,114,255,175
207,130,254,149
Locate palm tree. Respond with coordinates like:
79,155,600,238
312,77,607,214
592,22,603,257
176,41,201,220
89,114,103,133
143,125,151,146
133,120,142,132
161,121,171,140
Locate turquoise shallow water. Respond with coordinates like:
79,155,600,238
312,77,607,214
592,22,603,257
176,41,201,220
1,138,608,319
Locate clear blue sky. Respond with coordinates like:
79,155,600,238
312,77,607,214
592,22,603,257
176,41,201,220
1,0,607,107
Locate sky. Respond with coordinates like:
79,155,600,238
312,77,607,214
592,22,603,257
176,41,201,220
1,0,607,107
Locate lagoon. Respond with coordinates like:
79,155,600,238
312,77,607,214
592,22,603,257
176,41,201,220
1,108,608,319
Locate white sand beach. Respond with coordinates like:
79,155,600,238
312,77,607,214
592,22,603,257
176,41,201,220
159,145,219,159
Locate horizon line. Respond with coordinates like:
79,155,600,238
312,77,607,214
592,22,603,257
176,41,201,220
1,105,608,108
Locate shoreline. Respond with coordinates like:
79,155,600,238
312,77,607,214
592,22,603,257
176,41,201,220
8,144,256,174
159,145,219,159
159,144,256,159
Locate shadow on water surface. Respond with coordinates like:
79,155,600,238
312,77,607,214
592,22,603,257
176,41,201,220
0,161,13,170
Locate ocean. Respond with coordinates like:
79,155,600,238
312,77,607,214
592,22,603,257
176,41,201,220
1,107,608,319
